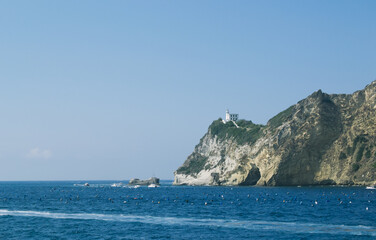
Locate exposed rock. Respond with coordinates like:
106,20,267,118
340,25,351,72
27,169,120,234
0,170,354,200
128,177,160,185
174,81,376,186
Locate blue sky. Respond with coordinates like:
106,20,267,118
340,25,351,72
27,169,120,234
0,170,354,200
0,1,375,180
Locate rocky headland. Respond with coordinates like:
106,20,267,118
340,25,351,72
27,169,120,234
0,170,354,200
174,81,376,186
128,177,160,185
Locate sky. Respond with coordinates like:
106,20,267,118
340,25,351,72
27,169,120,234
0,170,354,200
0,1,375,180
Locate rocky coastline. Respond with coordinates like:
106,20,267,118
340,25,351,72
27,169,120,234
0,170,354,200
174,81,376,186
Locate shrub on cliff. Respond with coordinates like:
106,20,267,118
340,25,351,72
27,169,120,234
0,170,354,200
267,105,294,129
209,120,264,145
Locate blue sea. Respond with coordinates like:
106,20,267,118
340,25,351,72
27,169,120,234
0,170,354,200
0,181,375,239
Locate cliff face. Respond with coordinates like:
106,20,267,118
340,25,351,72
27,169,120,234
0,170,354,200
174,81,376,186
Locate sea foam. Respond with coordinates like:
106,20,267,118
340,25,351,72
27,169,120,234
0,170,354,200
0,209,374,236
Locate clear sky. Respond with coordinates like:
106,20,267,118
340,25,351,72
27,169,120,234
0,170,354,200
0,1,375,180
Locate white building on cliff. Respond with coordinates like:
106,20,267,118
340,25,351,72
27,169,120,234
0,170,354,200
225,109,238,122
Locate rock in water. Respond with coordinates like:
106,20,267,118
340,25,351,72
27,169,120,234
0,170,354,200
128,177,160,186
174,80,376,186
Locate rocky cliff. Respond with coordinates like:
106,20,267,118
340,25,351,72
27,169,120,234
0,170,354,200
128,177,160,185
174,81,376,186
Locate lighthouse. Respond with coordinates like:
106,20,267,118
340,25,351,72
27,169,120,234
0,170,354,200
225,109,238,122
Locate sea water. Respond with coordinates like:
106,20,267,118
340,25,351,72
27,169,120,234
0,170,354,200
0,181,375,239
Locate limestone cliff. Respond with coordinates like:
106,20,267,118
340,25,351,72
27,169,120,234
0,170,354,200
174,81,376,186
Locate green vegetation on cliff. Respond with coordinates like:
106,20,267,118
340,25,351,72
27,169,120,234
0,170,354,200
267,105,294,129
352,163,360,172
209,119,264,145
176,153,207,175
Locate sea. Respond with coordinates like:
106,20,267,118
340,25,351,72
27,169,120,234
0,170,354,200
0,181,375,239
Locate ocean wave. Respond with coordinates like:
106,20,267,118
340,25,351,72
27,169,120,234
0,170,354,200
0,209,374,236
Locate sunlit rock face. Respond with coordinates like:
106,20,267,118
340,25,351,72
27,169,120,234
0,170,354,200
174,81,376,186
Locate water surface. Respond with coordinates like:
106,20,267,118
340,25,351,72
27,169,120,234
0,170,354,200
0,181,375,239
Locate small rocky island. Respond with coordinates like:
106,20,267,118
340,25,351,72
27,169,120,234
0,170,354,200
174,80,376,186
128,177,160,186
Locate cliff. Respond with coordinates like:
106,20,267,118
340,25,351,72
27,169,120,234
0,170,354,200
174,81,376,186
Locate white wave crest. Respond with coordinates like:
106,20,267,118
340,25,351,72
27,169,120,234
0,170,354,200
0,209,375,236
